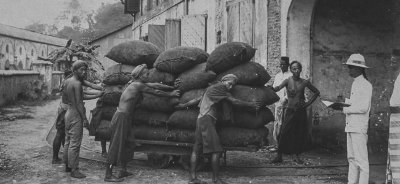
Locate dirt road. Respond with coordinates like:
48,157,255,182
0,98,385,184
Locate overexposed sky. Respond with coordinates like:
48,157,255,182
0,0,119,28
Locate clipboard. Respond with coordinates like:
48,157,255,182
322,100,350,108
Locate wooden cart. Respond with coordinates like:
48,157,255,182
134,139,260,169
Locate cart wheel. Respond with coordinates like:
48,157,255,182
147,153,172,169
179,155,206,171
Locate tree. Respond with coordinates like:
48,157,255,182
48,39,104,82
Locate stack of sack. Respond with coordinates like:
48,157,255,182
131,42,280,148
89,40,176,141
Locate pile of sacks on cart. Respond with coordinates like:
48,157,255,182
89,40,280,149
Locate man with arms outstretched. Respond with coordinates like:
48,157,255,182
176,74,260,184
104,64,180,182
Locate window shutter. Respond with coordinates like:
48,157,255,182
124,0,140,14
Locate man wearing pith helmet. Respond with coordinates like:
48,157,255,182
331,53,372,184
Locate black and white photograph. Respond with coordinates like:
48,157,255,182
0,0,397,183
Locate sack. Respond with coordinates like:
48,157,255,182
154,46,209,74
180,89,205,104
176,63,216,92
143,68,176,86
219,127,268,147
95,120,112,141
132,125,195,143
167,109,199,130
104,64,136,77
104,84,125,94
139,93,179,112
206,42,256,74
103,73,132,85
215,62,271,86
89,106,103,136
231,85,279,108
105,40,161,66
102,64,136,85
133,109,171,127
223,108,274,129
101,92,121,106
101,105,117,121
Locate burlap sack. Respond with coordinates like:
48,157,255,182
105,40,161,66
206,42,256,74
95,120,112,141
133,109,171,127
143,68,176,85
139,93,179,112
167,109,199,130
154,46,209,74
224,108,274,129
101,105,117,121
179,89,205,104
215,62,271,86
101,92,121,106
176,63,216,92
102,64,135,85
231,85,280,108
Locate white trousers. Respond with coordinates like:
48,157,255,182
272,104,284,143
347,132,369,184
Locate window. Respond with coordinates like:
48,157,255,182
31,50,34,56
19,47,22,55
42,51,44,56
6,45,9,53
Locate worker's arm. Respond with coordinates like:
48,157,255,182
226,95,261,111
273,79,288,92
175,96,202,110
141,83,180,97
83,80,103,91
145,83,175,90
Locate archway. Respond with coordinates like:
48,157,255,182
287,0,400,151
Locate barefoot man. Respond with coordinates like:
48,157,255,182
63,60,99,178
176,74,260,184
104,64,180,182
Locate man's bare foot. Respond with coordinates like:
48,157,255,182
213,179,227,184
101,152,108,158
104,175,124,182
188,178,207,184
116,170,133,178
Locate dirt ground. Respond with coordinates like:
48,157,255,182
0,98,386,184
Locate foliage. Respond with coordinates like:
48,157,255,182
48,39,104,82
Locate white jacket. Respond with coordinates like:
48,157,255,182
343,75,373,134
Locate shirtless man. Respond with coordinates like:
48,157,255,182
176,74,260,184
63,60,101,178
52,70,103,164
104,64,180,182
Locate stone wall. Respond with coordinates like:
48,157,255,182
266,0,281,84
0,71,40,106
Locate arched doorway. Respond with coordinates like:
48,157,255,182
287,0,399,151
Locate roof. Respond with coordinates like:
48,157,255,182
89,23,133,44
0,23,67,46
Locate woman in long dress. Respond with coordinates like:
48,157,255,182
271,61,320,164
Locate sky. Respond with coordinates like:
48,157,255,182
0,0,119,29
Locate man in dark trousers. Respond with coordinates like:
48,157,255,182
63,60,101,178
52,70,103,164
104,64,180,182
176,74,260,184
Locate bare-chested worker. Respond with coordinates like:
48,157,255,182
104,64,180,182
63,60,101,179
52,69,104,164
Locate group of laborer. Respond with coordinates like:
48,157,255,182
50,50,394,184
